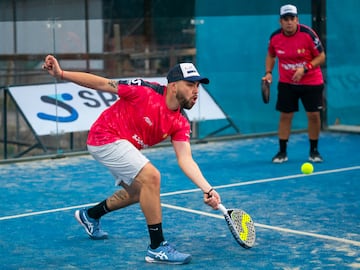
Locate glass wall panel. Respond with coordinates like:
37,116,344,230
326,0,360,129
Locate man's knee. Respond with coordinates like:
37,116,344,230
137,163,161,188
307,112,320,123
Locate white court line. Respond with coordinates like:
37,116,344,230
1,165,359,221
161,203,360,247
160,165,360,197
1,165,359,247
0,203,97,221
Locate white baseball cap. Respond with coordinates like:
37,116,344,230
280,4,298,17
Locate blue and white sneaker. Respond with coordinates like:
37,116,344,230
74,208,108,240
145,241,192,264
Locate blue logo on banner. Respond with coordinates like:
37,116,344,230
37,93,79,122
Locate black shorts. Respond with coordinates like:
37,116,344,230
276,82,324,113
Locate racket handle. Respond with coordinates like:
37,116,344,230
218,203,227,215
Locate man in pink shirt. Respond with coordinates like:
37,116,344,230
263,4,326,163
43,55,221,265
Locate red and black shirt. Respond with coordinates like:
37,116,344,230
87,79,190,149
268,24,324,85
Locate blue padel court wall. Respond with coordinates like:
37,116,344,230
195,0,360,136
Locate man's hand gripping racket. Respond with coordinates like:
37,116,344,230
218,203,256,249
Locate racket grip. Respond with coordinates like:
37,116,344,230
218,204,227,215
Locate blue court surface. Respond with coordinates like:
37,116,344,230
1,132,359,269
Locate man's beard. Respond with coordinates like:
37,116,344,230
176,92,195,110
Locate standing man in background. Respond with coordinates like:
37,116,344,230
263,4,326,163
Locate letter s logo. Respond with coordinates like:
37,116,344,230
238,212,251,242
37,93,78,122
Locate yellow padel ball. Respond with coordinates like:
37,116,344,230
301,162,314,174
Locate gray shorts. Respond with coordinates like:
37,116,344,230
87,140,149,186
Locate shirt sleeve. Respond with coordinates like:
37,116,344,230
170,117,191,142
301,24,324,54
268,29,281,57
267,38,275,56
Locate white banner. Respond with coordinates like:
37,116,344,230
8,77,226,136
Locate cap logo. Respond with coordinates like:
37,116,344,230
280,4,297,16
179,63,200,78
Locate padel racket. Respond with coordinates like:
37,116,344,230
261,79,270,104
218,203,256,248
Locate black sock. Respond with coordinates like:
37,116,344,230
310,139,318,152
148,223,165,249
279,139,288,153
87,200,110,220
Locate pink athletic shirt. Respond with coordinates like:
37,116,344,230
87,79,190,149
268,24,324,85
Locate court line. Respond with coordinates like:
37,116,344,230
160,165,360,197
0,203,97,221
1,165,359,248
2,200,359,248
161,203,360,247
1,165,359,221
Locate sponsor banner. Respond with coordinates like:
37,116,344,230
8,77,225,136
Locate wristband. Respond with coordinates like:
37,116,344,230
265,71,272,75
303,63,313,74
204,188,214,196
